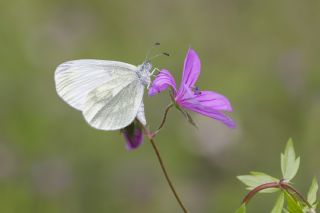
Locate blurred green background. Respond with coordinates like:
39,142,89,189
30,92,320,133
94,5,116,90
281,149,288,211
0,0,319,212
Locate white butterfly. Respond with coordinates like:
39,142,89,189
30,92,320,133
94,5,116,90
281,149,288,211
55,59,154,131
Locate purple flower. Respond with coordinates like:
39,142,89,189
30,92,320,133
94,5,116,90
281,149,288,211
148,48,236,128
121,121,143,150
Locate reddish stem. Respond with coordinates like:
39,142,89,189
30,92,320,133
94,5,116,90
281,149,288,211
242,182,280,205
241,179,313,209
280,182,313,208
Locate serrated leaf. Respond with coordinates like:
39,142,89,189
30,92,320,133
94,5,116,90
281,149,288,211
307,177,318,207
235,204,246,213
281,138,300,181
237,172,279,193
284,190,304,213
271,192,285,213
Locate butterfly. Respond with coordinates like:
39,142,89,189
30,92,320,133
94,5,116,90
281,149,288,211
54,45,166,131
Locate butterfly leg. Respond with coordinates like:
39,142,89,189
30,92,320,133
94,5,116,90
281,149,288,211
147,68,160,89
150,68,160,76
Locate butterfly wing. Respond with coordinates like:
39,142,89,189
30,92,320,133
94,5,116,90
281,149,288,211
82,75,144,130
54,59,137,110
136,102,146,125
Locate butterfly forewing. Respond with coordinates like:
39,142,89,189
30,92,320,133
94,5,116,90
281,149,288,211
55,59,137,110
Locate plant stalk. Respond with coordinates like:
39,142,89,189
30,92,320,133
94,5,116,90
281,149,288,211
152,102,174,137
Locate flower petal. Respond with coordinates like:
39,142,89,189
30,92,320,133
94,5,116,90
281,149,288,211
183,104,236,128
180,48,201,88
175,83,194,103
181,91,233,112
122,122,143,150
148,69,177,96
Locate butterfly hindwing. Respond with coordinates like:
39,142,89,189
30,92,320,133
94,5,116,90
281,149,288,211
82,75,144,131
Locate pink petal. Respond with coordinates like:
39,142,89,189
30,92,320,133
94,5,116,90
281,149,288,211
122,122,143,150
183,104,236,128
175,83,194,103
148,69,177,96
181,91,233,112
180,48,201,88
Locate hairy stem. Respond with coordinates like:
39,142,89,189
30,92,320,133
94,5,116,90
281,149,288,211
137,121,188,212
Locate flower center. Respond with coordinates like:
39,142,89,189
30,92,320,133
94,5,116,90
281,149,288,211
191,86,202,95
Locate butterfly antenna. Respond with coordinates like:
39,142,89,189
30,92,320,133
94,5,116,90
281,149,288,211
148,52,170,61
145,42,161,61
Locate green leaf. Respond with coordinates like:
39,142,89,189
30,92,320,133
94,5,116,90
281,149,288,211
271,192,285,213
284,190,304,213
281,138,300,181
307,177,318,208
235,204,246,213
237,172,279,193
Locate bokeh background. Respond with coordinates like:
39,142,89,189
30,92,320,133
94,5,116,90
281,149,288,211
1,0,319,212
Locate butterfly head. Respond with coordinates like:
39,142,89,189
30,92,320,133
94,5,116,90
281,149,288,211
137,61,152,87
